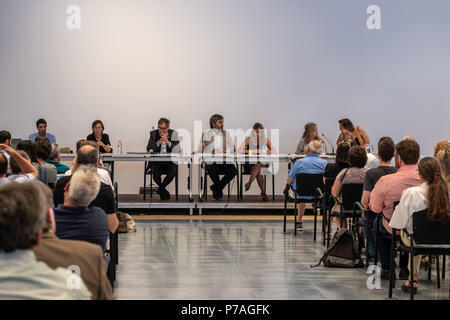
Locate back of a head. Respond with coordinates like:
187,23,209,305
348,146,367,168
10,150,30,175
34,138,52,161
209,114,223,128
418,157,450,223
76,140,98,153
377,136,395,163
0,130,11,144
307,140,322,155
76,145,99,166
17,140,37,163
68,165,101,206
402,135,417,143
0,153,7,176
335,142,350,164
434,140,450,157
396,140,420,165
0,182,47,252
48,144,59,161
435,149,450,185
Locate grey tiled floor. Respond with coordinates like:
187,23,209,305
115,220,450,300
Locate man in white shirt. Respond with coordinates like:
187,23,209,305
0,182,91,299
201,114,236,200
0,144,38,185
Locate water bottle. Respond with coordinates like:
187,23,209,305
117,138,123,154
321,140,327,155
161,141,167,154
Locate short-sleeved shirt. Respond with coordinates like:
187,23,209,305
0,173,34,185
46,160,70,175
54,175,116,215
288,154,327,198
34,162,57,184
363,166,397,192
54,205,110,252
86,133,112,154
201,129,235,153
389,182,428,234
28,132,56,144
336,167,368,185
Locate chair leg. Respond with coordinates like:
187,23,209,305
239,165,243,201
228,180,231,199
294,202,297,237
388,236,396,298
283,196,287,233
410,249,414,300
327,210,332,248
436,255,441,289
313,203,317,242
175,167,179,201
428,255,432,280
272,174,275,201
143,165,147,201
442,255,446,280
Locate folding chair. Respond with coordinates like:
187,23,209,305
143,161,179,200
283,173,324,237
239,162,275,200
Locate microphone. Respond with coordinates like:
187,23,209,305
321,133,335,155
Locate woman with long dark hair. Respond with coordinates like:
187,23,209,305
336,118,370,147
295,122,320,154
390,157,450,294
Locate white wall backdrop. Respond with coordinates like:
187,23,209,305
0,0,449,194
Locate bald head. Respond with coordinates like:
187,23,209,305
306,140,322,155
77,145,99,166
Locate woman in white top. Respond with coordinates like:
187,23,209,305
390,157,450,294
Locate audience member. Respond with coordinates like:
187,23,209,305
324,142,350,180
29,118,56,143
32,182,115,300
0,182,90,299
295,122,320,154
433,140,450,157
54,145,119,233
331,145,368,229
287,140,327,231
435,149,449,188
9,150,31,175
390,157,450,294
0,144,38,185
34,138,57,187
0,130,11,164
16,140,38,163
46,144,70,174
369,139,421,280
54,166,110,252
360,137,397,258
87,120,112,153
65,140,114,190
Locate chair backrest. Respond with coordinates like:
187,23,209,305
412,210,450,245
341,183,364,210
295,173,324,197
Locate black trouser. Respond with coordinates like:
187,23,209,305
375,215,408,271
152,162,177,190
206,164,236,192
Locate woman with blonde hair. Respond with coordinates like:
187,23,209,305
295,122,320,154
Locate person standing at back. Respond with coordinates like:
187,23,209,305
29,119,56,144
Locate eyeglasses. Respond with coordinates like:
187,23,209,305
158,126,167,130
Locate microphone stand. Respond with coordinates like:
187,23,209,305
322,133,335,155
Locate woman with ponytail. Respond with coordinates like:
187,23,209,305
389,157,450,294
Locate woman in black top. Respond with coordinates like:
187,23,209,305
324,142,351,181
87,120,112,153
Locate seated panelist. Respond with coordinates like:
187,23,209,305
87,120,112,154
146,118,180,200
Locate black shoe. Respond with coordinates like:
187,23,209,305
401,284,418,294
381,270,396,281
296,222,303,231
399,268,410,280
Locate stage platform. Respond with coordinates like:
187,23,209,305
117,194,312,215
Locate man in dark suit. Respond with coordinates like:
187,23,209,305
146,118,180,200
32,182,115,300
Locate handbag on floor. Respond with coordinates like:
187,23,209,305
311,228,364,268
118,212,137,233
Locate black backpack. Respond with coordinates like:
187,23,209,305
311,228,364,268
